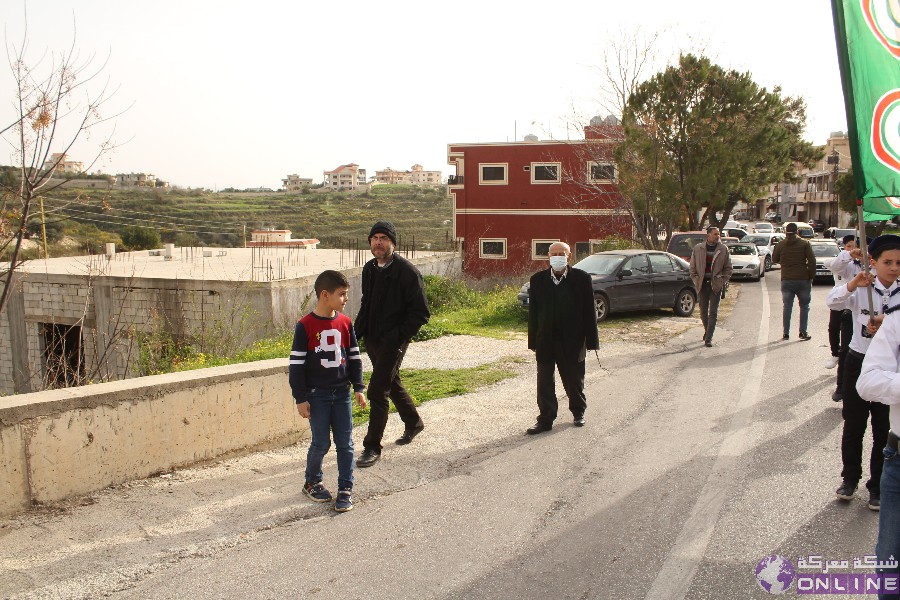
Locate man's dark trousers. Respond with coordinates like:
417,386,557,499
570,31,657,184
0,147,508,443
363,339,423,452
536,343,587,427
841,350,890,491
698,280,721,342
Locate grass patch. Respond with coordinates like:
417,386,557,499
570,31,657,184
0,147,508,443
350,358,522,425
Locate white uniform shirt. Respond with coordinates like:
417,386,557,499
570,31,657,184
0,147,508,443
857,313,900,433
827,249,862,286
826,277,900,354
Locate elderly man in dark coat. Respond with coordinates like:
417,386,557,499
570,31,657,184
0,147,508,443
526,242,600,434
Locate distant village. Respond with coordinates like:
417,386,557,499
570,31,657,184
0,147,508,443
45,152,445,194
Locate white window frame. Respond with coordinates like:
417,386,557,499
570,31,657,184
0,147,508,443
479,238,507,259
589,239,605,254
587,161,617,183
532,239,559,261
479,163,508,185
530,162,561,184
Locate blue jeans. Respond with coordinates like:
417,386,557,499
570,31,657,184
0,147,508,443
877,439,900,600
305,387,354,490
781,280,812,336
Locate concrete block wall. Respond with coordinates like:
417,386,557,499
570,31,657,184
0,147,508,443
0,359,306,518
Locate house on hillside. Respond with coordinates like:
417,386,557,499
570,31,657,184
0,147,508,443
372,164,443,186
323,163,367,191
247,230,319,248
282,174,314,192
41,153,84,175
447,117,631,277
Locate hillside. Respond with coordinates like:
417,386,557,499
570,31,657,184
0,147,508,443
16,184,454,258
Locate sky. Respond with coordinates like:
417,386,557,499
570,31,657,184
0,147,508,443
2,1,848,191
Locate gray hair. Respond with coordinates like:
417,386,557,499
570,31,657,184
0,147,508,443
548,241,571,254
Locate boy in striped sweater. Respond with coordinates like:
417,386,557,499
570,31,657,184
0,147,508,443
289,270,367,512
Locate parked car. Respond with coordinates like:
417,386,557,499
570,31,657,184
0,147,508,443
723,220,740,230
754,222,774,233
744,232,786,271
723,227,749,240
517,250,697,322
764,211,782,222
824,227,856,246
809,239,841,283
724,241,765,281
808,219,826,232
783,221,816,239
666,232,709,262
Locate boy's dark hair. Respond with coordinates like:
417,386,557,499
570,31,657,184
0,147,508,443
314,270,349,297
869,235,900,260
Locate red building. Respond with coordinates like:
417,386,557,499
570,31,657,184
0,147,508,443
447,123,631,278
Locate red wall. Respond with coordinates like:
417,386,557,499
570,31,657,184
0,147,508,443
448,140,630,278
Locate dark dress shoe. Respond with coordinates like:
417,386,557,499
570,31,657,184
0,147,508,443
356,448,381,468
526,422,552,435
396,424,424,445
574,415,586,427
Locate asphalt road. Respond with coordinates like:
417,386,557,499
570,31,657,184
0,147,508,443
0,277,881,599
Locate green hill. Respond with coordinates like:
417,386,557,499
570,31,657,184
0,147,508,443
15,183,454,257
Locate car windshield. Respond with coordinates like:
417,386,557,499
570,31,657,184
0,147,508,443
746,235,770,245
755,223,772,229
811,243,840,257
668,235,706,256
728,244,756,256
834,229,855,239
573,254,626,276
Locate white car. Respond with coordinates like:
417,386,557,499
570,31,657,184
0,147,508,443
754,222,774,233
725,242,765,281
744,233,785,271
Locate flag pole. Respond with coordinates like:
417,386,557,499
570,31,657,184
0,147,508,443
856,198,875,320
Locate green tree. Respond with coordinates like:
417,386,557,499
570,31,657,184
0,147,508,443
120,226,160,250
836,168,857,215
619,54,821,231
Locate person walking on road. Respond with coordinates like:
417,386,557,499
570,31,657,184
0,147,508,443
826,235,862,401
354,221,431,468
826,234,900,511
772,222,816,340
688,226,733,347
525,242,599,434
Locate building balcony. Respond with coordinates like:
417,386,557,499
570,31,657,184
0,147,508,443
448,175,465,186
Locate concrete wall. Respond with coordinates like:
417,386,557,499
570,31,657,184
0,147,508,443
0,254,461,395
0,359,306,518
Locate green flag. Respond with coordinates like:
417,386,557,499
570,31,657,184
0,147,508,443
832,0,900,207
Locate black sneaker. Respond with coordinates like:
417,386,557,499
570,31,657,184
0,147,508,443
396,424,424,445
799,332,812,341
334,489,353,512
835,481,857,500
782,334,790,340
303,481,333,503
832,389,843,402
526,422,552,435
573,414,585,427
868,491,881,511
356,448,381,468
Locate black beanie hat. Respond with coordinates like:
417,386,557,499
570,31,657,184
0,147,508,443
368,221,397,245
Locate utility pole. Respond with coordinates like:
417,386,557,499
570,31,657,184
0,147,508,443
827,147,840,227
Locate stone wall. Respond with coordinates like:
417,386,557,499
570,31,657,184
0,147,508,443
0,360,305,518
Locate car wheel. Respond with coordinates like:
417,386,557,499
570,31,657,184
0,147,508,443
594,294,609,322
673,288,696,317
764,255,772,271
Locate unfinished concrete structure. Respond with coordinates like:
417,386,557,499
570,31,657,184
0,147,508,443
1,246,459,395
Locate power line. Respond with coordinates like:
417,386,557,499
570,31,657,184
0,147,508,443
50,211,241,237
40,199,242,230
43,204,240,233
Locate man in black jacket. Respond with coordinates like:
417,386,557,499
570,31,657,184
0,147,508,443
354,221,431,467
526,242,600,434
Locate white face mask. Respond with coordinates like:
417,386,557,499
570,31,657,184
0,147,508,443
549,255,568,271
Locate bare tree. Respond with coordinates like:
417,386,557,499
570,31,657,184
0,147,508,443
557,27,678,250
0,16,125,317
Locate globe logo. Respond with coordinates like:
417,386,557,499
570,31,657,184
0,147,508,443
755,555,795,594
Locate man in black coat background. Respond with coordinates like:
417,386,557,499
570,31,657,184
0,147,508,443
526,242,600,434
